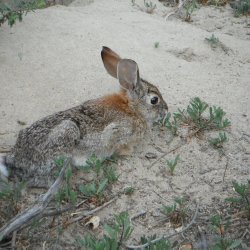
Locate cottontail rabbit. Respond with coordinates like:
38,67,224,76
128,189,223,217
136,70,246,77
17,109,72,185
0,47,168,187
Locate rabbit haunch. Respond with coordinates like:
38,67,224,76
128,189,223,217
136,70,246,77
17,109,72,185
0,47,168,187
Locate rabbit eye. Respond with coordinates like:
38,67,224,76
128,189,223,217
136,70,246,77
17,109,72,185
151,96,159,105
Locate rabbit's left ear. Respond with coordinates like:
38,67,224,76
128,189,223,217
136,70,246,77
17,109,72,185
101,47,121,79
117,59,140,91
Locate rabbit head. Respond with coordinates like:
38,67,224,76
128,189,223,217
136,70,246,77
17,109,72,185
101,47,168,125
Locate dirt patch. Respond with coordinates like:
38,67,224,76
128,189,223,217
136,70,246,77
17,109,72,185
0,0,249,249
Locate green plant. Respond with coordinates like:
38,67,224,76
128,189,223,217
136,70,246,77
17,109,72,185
104,165,119,184
233,0,250,16
175,97,230,130
0,0,46,27
84,154,104,176
77,212,133,250
160,97,230,139
207,0,227,7
78,155,119,204
209,214,241,249
161,112,178,136
83,154,119,181
161,203,177,215
154,42,159,48
166,154,180,175
205,34,220,47
55,167,77,205
183,0,198,22
0,180,25,202
54,156,67,169
140,235,171,249
144,0,156,13
209,132,228,149
0,180,26,221
161,196,188,227
79,178,108,200
225,180,250,220
124,186,135,195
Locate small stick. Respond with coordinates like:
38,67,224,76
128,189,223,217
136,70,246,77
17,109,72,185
222,156,229,182
42,241,46,250
42,204,74,217
11,230,17,249
67,197,117,225
126,201,199,249
150,143,183,167
0,145,11,153
240,228,249,240
130,210,147,221
163,0,187,20
76,199,87,208
152,190,169,202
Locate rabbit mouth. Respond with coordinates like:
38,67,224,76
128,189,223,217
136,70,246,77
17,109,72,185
160,108,168,118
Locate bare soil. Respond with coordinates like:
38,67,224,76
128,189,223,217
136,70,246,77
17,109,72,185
0,0,249,249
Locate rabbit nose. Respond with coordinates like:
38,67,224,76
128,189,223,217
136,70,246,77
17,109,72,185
161,102,168,116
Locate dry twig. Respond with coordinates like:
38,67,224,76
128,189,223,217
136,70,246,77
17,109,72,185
67,197,117,226
163,0,187,20
126,201,199,249
11,230,17,249
130,210,147,221
150,143,183,168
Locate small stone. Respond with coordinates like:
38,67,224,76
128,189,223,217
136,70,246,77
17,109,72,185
17,120,26,126
145,152,157,159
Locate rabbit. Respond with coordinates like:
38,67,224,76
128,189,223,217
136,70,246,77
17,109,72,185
0,47,168,188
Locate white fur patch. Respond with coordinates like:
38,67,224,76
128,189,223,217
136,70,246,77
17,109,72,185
0,157,8,177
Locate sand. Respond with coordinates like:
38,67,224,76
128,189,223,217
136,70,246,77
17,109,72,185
0,0,249,248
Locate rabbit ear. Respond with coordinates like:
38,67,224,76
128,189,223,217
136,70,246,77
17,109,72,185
117,59,140,91
101,46,121,79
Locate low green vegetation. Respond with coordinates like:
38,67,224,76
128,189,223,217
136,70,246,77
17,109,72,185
209,214,242,249
54,154,119,206
154,42,160,48
209,132,228,149
226,180,250,220
78,154,119,204
77,212,133,250
140,235,171,250
0,0,46,27
124,186,135,195
166,154,180,175
161,196,188,227
0,180,26,220
183,0,198,22
205,34,220,47
55,167,77,205
161,97,230,139
144,0,156,13
233,0,250,16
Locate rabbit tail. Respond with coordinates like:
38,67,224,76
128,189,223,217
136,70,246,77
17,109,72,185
0,156,9,178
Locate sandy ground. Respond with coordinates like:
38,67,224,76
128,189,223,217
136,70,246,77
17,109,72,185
0,0,250,249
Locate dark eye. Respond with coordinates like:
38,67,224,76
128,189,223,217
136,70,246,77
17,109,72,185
151,96,159,105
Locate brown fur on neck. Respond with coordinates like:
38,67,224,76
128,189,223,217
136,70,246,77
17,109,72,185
99,89,136,116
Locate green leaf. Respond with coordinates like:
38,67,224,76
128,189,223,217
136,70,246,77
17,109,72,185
104,224,118,240
228,240,242,249
97,178,108,194
225,197,242,203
